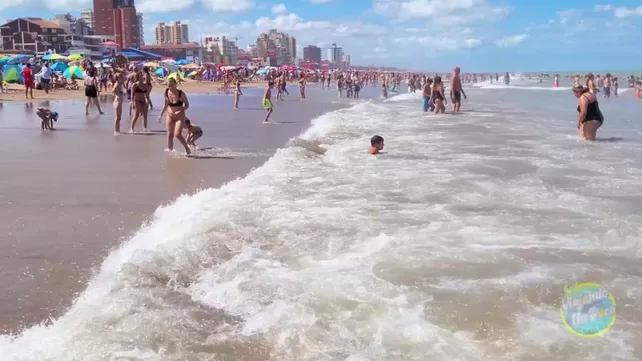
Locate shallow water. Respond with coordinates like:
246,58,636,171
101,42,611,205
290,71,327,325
1,82,641,360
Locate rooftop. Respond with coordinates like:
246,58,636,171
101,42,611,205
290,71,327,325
24,18,64,29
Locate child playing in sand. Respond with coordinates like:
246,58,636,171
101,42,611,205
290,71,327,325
184,118,203,148
36,108,58,130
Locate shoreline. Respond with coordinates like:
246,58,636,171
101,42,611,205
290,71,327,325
0,87,352,334
0,80,268,103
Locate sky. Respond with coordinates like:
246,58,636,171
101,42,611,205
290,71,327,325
2,0,642,71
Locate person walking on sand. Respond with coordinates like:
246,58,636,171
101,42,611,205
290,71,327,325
234,77,243,109
262,81,274,123
142,66,153,110
21,63,34,100
158,78,191,155
111,71,125,135
299,74,306,100
84,68,104,115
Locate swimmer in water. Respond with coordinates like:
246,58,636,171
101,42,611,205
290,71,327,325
369,135,384,155
573,85,604,141
183,118,203,148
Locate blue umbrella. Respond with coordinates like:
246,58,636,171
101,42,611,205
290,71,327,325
8,54,30,65
154,67,168,77
175,59,189,65
50,61,68,72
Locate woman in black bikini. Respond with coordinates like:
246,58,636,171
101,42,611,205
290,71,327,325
142,66,153,110
158,78,191,155
573,85,604,141
129,73,149,132
84,68,103,115
431,76,446,114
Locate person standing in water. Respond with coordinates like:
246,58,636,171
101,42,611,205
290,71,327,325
158,78,191,155
262,81,274,123
553,74,559,87
585,73,597,95
111,71,125,135
130,73,149,132
450,66,467,112
431,76,447,114
368,135,384,155
298,74,306,100
234,77,243,109
573,85,604,141
84,68,104,115
422,78,434,112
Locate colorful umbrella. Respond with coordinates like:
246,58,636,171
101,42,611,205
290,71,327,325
100,41,120,48
181,63,199,70
167,72,184,81
175,59,189,65
187,71,197,78
67,54,84,61
43,53,67,61
63,65,84,79
143,62,160,68
160,58,175,64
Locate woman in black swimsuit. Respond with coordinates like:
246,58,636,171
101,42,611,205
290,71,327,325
129,73,149,132
142,66,153,110
573,85,604,141
84,68,103,115
158,78,191,155
431,76,446,114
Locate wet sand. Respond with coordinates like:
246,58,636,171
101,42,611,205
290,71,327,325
0,86,350,333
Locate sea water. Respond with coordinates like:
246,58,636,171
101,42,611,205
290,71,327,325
1,81,641,361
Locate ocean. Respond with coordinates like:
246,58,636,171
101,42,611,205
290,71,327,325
1,76,641,360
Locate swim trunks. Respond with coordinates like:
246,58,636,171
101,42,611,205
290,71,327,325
262,98,273,110
451,90,461,103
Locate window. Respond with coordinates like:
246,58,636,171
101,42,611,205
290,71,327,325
51,36,57,42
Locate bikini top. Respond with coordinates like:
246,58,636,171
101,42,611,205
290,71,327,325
165,88,184,107
134,84,146,93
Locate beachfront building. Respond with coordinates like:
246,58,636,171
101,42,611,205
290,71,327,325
137,13,144,46
203,36,238,65
80,9,95,32
303,45,321,63
53,14,115,59
93,0,141,48
255,29,296,66
154,21,188,45
342,54,351,68
0,18,69,55
327,43,343,64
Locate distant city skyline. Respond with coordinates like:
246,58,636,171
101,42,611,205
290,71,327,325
2,0,642,70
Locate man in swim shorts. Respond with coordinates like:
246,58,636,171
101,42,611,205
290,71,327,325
450,66,467,112
369,135,384,155
263,81,274,123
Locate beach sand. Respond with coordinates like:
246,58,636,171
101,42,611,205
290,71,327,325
0,85,351,333
0,80,266,102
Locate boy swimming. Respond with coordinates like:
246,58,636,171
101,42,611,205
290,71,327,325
184,118,203,148
368,135,385,155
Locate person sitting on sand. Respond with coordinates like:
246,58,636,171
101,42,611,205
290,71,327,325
183,118,203,148
573,85,604,141
369,135,384,155
36,108,58,130
263,81,274,123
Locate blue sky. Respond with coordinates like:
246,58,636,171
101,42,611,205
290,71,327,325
2,0,642,71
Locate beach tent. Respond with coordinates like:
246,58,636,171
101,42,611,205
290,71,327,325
50,61,68,72
154,67,169,77
2,64,24,83
63,65,84,79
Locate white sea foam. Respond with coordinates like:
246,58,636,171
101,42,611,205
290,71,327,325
1,87,641,360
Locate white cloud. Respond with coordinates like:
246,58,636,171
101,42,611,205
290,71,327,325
374,0,510,22
614,6,642,18
493,34,528,47
137,0,195,12
394,36,482,50
271,3,287,14
200,0,255,12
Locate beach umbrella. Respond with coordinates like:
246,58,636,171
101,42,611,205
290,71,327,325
63,65,84,79
154,67,169,77
143,61,160,68
42,53,67,61
167,72,184,81
187,70,198,78
1,64,23,83
68,54,84,61
181,63,199,70
160,58,175,64
0,57,10,65
221,65,237,71
175,59,189,65
50,61,68,72
100,40,120,48
7,54,30,65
